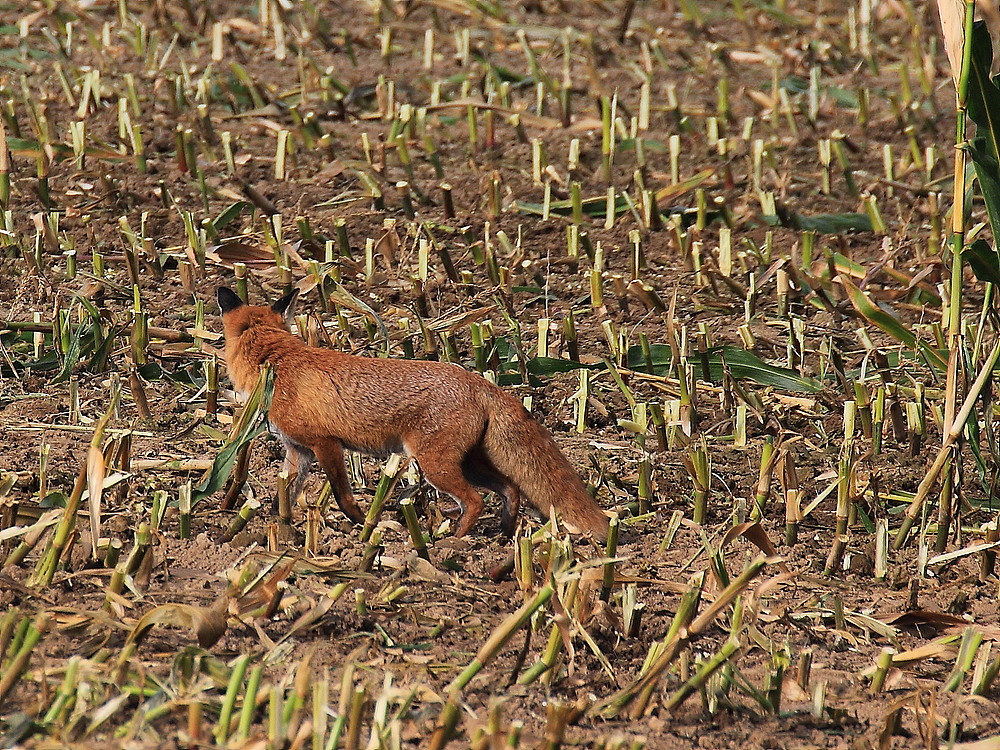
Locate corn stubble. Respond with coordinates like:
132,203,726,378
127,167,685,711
1,0,1000,747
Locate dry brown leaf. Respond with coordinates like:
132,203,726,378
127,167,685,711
927,539,1000,565
890,638,960,666
955,737,1000,750
754,571,797,599
721,522,790,573
654,169,715,202
745,89,776,111
49,606,130,634
210,242,275,268
313,160,348,180
730,50,772,64
186,328,222,341
226,18,264,39
578,567,689,593
127,602,228,648
280,596,337,642
0,508,61,543
85,445,105,562
374,225,401,269
880,610,969,633
426,306,494,333
938,0,968,85
407,556,451,584
235,558,297,617
781,675,810,702
0,471,15,500
244,551,365,578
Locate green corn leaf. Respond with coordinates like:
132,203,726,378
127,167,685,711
51,323,87,384
192,366,274,505
967,21,1000,242
763,210,873,234
212,201,252,232
327,283,390,355
964,238,1000,285
840,276,947,371
707,347,824,393
625,344,823,393
515,195,631,219
526,356,600,376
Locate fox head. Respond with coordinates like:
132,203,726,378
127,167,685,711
217,287,298,340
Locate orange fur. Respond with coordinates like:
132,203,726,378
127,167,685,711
217,288,609,540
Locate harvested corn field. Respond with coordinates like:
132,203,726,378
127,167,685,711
2,0,1000,748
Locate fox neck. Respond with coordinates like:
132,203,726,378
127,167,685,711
224,322,302,399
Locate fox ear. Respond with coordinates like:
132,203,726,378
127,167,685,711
271,289,299,318
217,287,244,314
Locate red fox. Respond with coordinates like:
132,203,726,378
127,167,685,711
217,287,609,540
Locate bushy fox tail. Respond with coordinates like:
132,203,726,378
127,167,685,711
480,389,609,541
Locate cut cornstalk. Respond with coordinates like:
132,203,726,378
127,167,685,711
686,439,711,524
360,454,403,543
221,498,262,543
236,664,265,742
752,438,776,520
664,636,741,710
214,654,251,745
427,696,461,750
400,498,429,561
0,612,49,705
597,556,769,718
29,393,118,587
600,515,620,603
824,442,855,575
894,339,1000,549
447,583,554,694
943,626,983,692
869,647,895,692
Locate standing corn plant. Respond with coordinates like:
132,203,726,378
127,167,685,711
893,2,1000,549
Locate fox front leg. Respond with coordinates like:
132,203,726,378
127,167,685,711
271,439,314,515
312,439,365,525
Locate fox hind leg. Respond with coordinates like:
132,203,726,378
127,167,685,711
461,449,522,536
415,449,487,537
283,439,315,504
312,439,365,524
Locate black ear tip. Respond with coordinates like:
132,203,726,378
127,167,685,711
217,287,244,313
271,289,299,315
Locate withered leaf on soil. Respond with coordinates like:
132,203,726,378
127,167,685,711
279,594,338,643
374,224,401,269
408,555,452,584
889,635,962,666
209,242,276,268
880,610,969,634
85,444,105,563
234,557,297,618
244,550,366,579
127,601,229,649
426,306,494,333
721,522,789,573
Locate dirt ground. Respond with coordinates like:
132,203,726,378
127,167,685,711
2,0,1000,748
